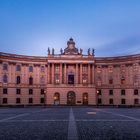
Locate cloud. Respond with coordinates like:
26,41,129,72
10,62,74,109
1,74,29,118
95,34,140,57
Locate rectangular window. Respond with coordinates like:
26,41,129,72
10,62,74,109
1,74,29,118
121,99,126,104
3,98,7,104
68,75,74,84
109,79,113,84
3,64,8,71
121,89,125,95
16,98,21,104
55,65,60,73
29,98,33,104
109,99,113,104
134,89,138,95
41,89,44,95
16,89,21,94
97,89,102,95
98,98,102,104
109,90,113,96
134,99,139,104
40,98,45,103
121,79,125,84
3,88,8,94
29,89,33,95
55,74,60,84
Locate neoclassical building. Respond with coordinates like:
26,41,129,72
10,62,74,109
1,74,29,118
0,38,140,106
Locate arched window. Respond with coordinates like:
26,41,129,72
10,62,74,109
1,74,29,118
29,66,33,72
29,77,33,85
16,76,21,84
3,64,8,71
16,65,21,71
3,75,8,83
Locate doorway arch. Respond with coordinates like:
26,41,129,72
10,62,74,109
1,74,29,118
83,93,88,105
54,92,60,105
67,91,76,105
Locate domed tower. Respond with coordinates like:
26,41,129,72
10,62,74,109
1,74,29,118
64,38,79,55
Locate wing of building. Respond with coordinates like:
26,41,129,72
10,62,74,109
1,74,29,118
0,38,140,106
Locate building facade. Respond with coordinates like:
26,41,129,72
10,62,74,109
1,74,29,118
0,38,140,106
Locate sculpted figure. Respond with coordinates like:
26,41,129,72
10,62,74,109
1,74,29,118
88,48,90,55
52,48,54,55
48,47,50,55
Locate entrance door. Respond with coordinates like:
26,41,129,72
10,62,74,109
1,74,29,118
83,93,88,105
68,74,74,84
54,93,60,105
67,91,76,105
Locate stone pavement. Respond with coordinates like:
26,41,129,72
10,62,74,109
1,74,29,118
0,107,139,140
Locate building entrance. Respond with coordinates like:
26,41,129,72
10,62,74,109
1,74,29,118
67,91,76,105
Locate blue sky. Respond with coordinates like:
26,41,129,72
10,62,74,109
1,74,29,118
0,0,140,57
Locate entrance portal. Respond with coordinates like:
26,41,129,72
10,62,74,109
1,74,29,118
67,91,76,105
54,92,60,105
83,93,88,105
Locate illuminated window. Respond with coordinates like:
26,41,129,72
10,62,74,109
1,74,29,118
108,66,113,73
82,65,87,73
55,65,60,73
97,66,101,73
121,77,125,84
82,74,88,84
55,74,60,84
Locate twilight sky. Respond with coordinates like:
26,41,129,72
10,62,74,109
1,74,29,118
0,0,140,57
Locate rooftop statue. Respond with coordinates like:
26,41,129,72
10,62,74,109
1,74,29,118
48,47,50,55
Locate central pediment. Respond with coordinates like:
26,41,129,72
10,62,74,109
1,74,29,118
64,38,79,55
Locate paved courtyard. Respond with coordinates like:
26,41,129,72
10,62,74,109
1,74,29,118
0,107,139,140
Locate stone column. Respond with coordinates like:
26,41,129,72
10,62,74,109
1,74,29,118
64,63,67,84
92,64,95,84
76,64,78,84
88,64,91,84
60,63,62,84
51,63,54,84
48,63,50,84
80,63,83,84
